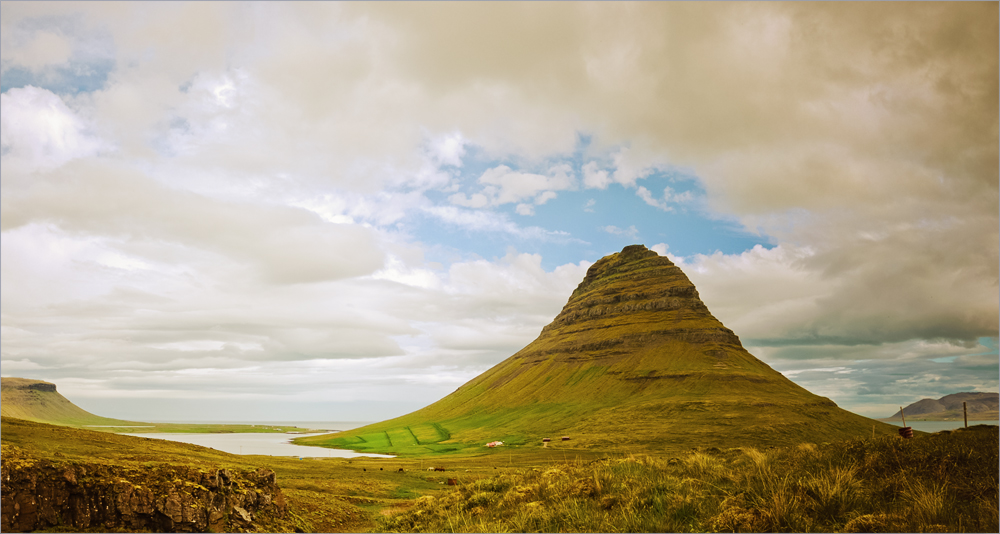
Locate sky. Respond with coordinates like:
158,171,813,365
1,1,997,423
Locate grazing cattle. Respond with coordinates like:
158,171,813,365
397,468,404,472
433,467,446,472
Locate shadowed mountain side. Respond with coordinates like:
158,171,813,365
299,245,898,456
0,377,141,427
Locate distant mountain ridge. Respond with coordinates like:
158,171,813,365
1,377,140,427
301,244,898,456
889,392,999,421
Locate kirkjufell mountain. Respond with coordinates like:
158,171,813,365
303,245,898,455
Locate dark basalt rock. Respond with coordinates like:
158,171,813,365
2,380,58,393
1,449,286,533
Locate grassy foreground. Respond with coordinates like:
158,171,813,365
1,417,438,532
377,425,999,533
1,417,585,532
2,417,996,532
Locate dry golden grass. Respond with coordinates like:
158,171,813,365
4,417,996,533
376,425,999,533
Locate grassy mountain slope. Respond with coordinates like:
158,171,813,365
300,245,898,456
889,392,999,421
0,377,141,427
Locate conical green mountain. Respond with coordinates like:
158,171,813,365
303,245,898,455
1,377,140,427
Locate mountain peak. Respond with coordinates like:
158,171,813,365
551,245,729,347
570,244,663,296
309,245,897,455
616,243,659,262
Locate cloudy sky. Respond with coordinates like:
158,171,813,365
2,2,996,423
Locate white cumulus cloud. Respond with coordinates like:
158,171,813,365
1,86,104,171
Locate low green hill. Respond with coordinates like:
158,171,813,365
299,245,899,456
0,377,141,427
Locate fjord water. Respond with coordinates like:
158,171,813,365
129,431,393,458
143,420,373,431
885,420,999,433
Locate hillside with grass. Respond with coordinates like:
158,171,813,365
0,377,141,427
377,425,999,533
300,245,898,457
3,416,997,533
0,417,335,532
888,392,999,422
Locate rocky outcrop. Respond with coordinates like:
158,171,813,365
556,247,702,324
540,244,741,348
1,446,286,533
1,378,57,393
498,244,749,378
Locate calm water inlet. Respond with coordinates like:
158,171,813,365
129,432,393,458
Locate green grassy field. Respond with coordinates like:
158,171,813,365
3,416,996,533
0,417,476,532
377,425,1000,533
0,416,605,532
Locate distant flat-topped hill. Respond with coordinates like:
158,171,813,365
888,392,999,422
300,245,898,456
1,377,141,427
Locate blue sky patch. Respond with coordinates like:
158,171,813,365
412,141,772,269
0,59,115,95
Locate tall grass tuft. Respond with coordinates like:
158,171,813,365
903,479,948,527
682,451,722,479
803,464,862,523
